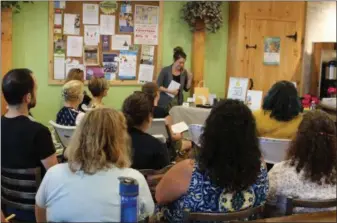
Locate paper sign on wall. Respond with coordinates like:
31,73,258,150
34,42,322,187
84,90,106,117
83,4,99,24
84,25,100,46
119,51,137,80
111,35,131,50
64,14,80,35
138,64,154,84
100,15,115,35
54,54,65,80
264,37,280,65
66,36,83,57
227,77,249,102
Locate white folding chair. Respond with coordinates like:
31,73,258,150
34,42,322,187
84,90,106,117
259,137,291,164
188,124,204,147
49,121,76,148
147,118,169,139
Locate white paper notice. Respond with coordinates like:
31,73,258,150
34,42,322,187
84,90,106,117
138,64,154,84
84,25,100,46
64,14,80,35
134,24,158,45
67,36,83,57
227,77,249,102
111,35,131,50
171,122,189,134
100,15,115,35
246,90,263,111
54,54,65,80
54,13,62,26
83,4,99,24
166,80,181,98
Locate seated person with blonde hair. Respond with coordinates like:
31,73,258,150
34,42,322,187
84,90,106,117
56,80,84,126
35,108,154,222
88,77,109,109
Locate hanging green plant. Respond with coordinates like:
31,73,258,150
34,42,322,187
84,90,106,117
1,1,33,13
181,1,223,33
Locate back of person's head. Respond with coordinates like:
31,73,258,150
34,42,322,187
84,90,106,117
198,99,261,191
141,82,159,104
262,80,301,121
287,110,337,185
65,68,84,83
65,108,130,174
62,80,84,103
173,46,187,61
122,92,153,128
88,77,109,97
2,68,36,107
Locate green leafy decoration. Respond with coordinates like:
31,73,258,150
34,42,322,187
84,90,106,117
1,1,33,13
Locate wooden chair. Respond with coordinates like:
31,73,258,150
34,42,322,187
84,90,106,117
1,167,42,220
182,205,264,222
139,164,174,199
285,197,337,216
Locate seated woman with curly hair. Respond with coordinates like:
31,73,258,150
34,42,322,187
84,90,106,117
268,110,336,213
155,99,269,222
35,108,154,222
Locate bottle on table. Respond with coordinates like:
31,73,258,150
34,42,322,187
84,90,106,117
119,177,139,223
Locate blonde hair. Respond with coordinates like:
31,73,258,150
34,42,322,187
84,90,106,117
62,80,84,102
88,77,109,97
66,68,84,83
65,108,131,174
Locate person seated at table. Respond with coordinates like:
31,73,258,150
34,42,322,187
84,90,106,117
56,80,84,126
65,68,91,111
155,99,269,222
142,82,192,159
35,108,155,222
254,80,303,139
88,76,109,109
268,110,336,213
122,92,170,170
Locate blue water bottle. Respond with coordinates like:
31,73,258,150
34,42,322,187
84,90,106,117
119,177,139,223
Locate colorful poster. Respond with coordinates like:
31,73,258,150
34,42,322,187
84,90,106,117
83,46,99,65
140,45,154,65
134,24,158,45
86,67,104,80
100,15,115,35
111,35,131,50
84,25,100,46
103,53,118,80
118,51,137,80
264,37,280,65
119,3,133,32
102,35,110,51
54,1,65,9
83,4,99,24
99,1,118,15
63,14,80,35
54,34,65,54
135,5,159,25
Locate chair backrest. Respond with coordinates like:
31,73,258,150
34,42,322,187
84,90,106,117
49,120,76,148
1,167,41,211
285,197,337,216
183,205,264,222
147,119,168,138
259,137,291,164
188,124,204,147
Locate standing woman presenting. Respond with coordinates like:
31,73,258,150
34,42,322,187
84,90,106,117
157,47,193,111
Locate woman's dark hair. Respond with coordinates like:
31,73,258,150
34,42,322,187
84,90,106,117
141,82,158,105
2,68,34,105
88,77,109,97
198,99,262,191
262,80,301,121
173,46,186,61
287,110,337,185
122,92,153,128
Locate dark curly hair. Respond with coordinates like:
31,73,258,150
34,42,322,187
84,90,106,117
122,92,153,128
198,99,262,191
287,110,337,185
263,80,302,122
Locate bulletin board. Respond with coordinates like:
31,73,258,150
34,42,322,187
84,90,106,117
48,1,163,86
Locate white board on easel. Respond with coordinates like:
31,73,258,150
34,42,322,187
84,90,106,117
227,77,249,102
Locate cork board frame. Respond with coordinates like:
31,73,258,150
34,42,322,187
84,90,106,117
48,1,164,86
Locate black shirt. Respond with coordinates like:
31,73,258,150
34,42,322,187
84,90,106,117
1,116,56,170
56,106,79,126
79,91,91,112
129,127,170,170
153,106,169,119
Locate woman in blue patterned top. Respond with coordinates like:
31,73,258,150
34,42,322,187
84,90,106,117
155,99,269,222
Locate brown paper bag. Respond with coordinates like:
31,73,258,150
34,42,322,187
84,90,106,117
194,80,209,105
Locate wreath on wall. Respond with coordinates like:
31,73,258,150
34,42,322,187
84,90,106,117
181,1,223,33
1,1,33,13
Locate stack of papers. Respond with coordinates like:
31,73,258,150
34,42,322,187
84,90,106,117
166,80,181,98
171,122,189,134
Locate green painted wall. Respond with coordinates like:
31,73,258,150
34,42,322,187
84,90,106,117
12,1,228,125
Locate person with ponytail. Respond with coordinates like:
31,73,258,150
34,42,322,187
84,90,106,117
157,46,193,111
122,91,170,170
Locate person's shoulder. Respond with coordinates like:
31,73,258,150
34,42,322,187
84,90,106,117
161,65,171,73
44,163,69,179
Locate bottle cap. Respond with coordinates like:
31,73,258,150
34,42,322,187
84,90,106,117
119,177,139,197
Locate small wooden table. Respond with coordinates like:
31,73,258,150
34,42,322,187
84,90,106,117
253,211,336,222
